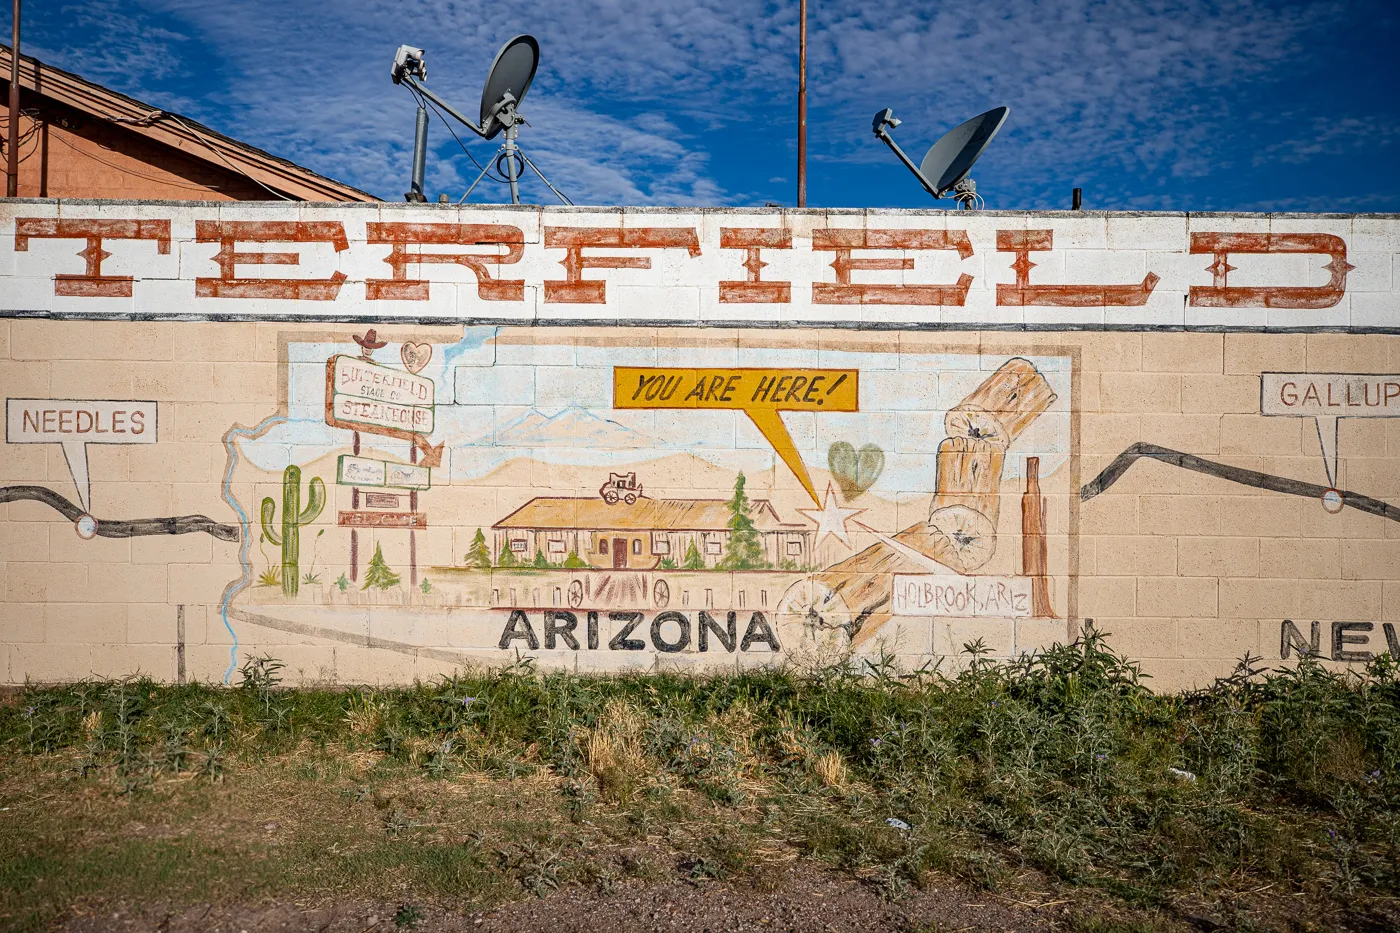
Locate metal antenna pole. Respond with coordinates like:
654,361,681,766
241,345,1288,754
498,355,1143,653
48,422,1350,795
502,119,520,205
408,102,429,201
7,0,20,197
797,0,807,207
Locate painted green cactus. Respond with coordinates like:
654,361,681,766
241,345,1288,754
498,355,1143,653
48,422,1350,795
260,465,326,597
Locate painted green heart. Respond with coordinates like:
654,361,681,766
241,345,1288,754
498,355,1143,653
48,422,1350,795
827,441,885,500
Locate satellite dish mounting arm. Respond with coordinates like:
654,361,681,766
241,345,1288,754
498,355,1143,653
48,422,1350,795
872,109,943,199
401,76,489,138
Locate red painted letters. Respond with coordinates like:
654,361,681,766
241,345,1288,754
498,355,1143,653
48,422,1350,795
811,229,974,305
365,223,525,301
1189,233,1352,309
15,218,171,298
997,230,1159,307
719,228,792,303
195,221,349,300
543,227,702,303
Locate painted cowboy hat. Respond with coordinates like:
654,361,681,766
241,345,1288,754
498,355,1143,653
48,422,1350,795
353,329,388,351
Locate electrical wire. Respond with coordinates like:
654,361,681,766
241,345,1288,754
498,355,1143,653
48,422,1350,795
2,107,297,198
400,82,573,206
0,109,44,159
161,111,295,201
0,125,41,157
412,85,506,184
406,83,507,186
45,129,246,193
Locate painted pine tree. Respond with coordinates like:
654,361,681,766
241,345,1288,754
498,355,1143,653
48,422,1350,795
719,472,765,570
362,543,401,590
464,528,492,569
497,543,518,568
683,540,705,569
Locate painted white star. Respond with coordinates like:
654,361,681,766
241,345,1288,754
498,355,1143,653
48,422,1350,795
798,482,866,549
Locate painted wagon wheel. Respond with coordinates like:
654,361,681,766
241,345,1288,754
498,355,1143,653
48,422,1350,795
568,580,584,609
776,577,852,649
653,579,670,608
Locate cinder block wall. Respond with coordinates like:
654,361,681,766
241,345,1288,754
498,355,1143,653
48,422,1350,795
1,203,1396,691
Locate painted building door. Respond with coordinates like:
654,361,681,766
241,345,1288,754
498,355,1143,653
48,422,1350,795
612,538,627,569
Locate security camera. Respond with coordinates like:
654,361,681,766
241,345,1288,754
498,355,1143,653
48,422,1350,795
392,45,426,84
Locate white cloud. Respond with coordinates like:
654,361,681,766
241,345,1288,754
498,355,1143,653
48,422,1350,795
1255,114,1399,166
16,0,1391,208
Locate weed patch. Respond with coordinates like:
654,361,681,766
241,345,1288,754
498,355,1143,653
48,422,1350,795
2,636,1398,931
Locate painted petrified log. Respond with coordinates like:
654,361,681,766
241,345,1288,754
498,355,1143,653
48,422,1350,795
925,435,1005,573
944,357,1057,448
810,358,1057,637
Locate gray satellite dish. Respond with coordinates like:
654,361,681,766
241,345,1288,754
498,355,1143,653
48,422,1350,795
479,35,539,140
390,34,569,206
873,105,1010,208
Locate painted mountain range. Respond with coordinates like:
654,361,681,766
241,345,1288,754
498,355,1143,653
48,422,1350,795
466,408,657,448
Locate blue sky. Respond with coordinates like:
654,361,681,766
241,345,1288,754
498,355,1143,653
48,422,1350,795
8,0,1399,210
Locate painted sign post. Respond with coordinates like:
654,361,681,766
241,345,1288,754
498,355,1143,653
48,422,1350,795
325,354,435,440
5,399,158,536
325,346,438,584
1261,373,1400,511
336,455,432,490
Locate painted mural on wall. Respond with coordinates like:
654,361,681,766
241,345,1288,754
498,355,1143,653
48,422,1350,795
216,329,1074,668
1,203,1397,685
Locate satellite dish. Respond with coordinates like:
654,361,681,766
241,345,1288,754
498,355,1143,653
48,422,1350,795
390,34,570,206
921,107,1008,196
872,105,1010,209
479,35,539,140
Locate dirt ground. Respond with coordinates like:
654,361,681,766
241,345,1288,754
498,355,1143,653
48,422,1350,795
56,871,1116,933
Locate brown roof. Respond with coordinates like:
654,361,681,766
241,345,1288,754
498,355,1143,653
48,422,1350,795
495,496,810,533
1,44,378,202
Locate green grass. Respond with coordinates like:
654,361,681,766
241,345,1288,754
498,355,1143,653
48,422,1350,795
2,636,1398,931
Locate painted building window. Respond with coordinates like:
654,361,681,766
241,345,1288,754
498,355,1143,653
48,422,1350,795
705,541,722,555
547,539,566,554
598,538,609,554
511,539,528,552
738,590,747,608
651,537,670,555
786,540,803,555
632,539,642,555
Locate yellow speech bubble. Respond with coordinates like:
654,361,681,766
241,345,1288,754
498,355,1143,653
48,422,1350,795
613,367,860,504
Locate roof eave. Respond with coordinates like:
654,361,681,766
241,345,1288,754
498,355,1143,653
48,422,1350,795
0,45,379,202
